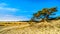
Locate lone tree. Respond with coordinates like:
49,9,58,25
29,7,57,23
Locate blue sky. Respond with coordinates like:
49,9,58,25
0,0,60,21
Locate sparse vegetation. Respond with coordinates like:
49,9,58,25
29,7,60,25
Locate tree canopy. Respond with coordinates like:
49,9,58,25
29,7,57,22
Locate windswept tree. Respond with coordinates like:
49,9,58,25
29,7,57,24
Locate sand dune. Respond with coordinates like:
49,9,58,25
0,20,60,34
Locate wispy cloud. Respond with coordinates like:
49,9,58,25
0,3,28,21
0,14,29,21
0,3,19,12
0,3,30,21
0,7,18,12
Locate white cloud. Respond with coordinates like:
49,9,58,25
0,3,22,21
0,3,29,21
0,3,19,12
0,14,29,21
0,7,18,12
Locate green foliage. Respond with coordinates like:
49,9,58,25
29,7,58,23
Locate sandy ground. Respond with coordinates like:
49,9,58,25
0,20,60,34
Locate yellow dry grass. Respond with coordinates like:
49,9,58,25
0,20,60,34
